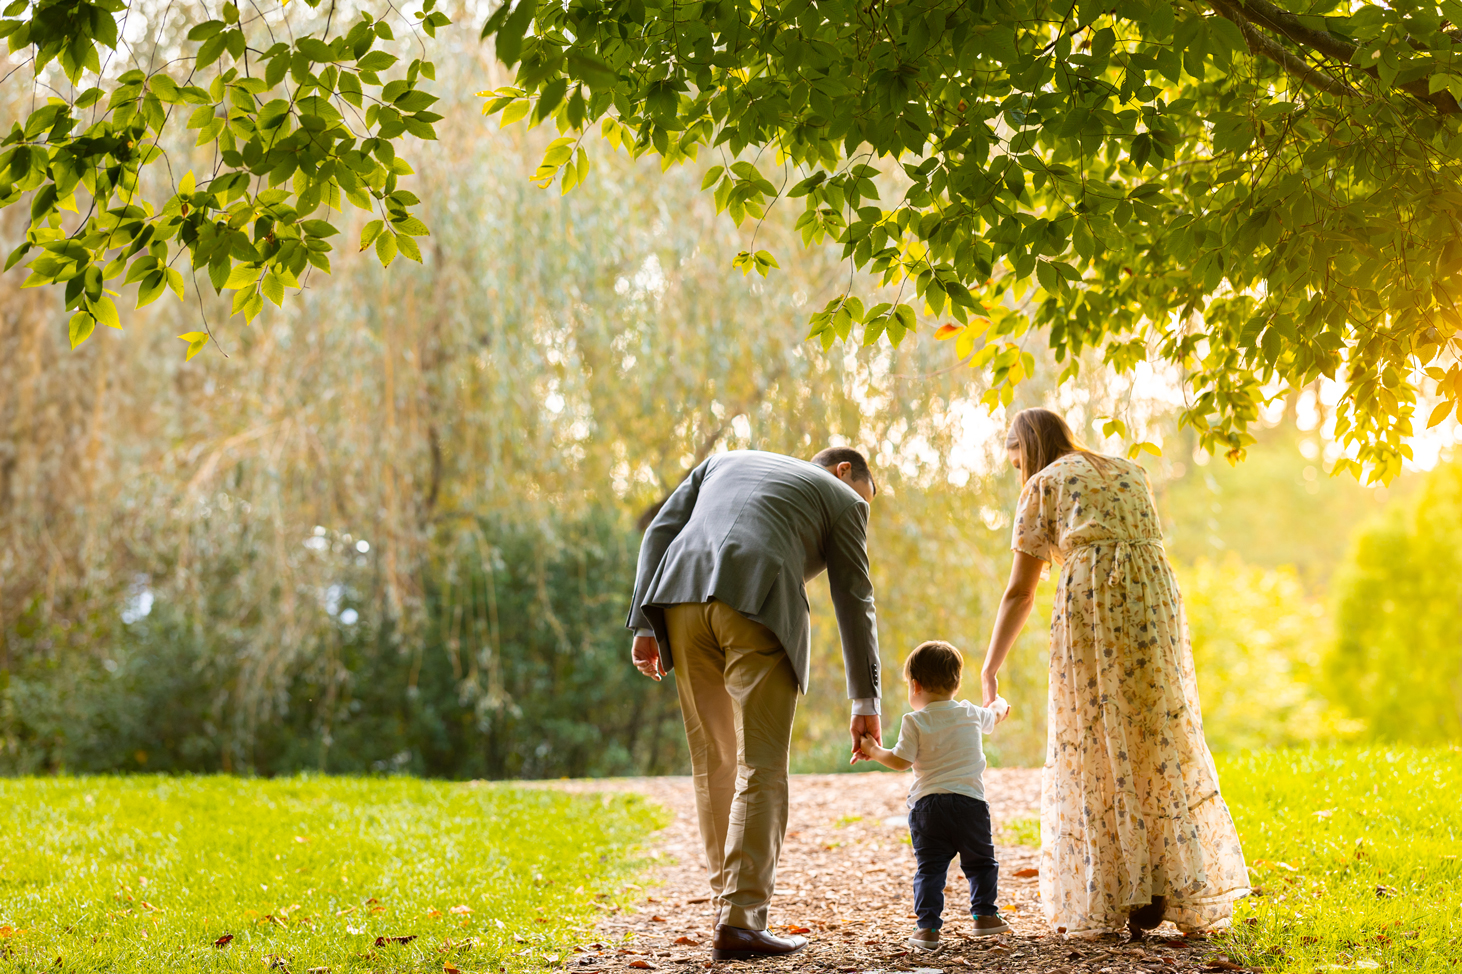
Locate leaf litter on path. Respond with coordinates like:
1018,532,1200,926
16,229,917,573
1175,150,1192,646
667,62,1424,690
543,771,1228,973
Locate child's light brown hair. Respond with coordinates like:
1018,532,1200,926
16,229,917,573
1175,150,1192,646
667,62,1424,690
903,640,963,695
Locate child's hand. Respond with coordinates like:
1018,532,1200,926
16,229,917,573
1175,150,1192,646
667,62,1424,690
859,733,882,756
992,695,1012,725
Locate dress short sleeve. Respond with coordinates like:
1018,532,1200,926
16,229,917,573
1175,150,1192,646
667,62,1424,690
1011,474,1056,564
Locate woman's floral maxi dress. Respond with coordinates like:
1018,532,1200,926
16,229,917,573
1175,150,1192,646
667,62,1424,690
1012,453,1249,935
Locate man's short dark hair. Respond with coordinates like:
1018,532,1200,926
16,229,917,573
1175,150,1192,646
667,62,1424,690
811,446,877,495
903,640,963,694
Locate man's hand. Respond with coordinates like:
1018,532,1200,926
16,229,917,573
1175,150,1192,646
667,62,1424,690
632,635,665,681
849,713,881,764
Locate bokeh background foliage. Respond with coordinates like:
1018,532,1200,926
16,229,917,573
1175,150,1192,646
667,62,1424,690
2,19,1456,777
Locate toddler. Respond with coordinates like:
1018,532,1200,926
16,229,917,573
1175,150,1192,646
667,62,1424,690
856,639,1011,951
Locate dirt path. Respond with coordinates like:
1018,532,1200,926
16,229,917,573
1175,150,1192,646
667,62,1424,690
546,771,1236,974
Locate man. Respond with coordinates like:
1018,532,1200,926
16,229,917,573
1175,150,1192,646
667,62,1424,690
626,447,882,961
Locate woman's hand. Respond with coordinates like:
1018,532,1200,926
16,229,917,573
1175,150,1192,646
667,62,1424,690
981,670,999,708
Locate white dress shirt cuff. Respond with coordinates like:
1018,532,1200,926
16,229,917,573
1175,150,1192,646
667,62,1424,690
634,628,655,638
850,697,881,716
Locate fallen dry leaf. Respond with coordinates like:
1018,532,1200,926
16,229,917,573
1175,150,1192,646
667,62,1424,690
649,916,668,922
628,961,657,970
264,954,291,970
373,935,418,947
673,937,700,946
449,905,472,915
213,934,233,948
1012,867,1040,878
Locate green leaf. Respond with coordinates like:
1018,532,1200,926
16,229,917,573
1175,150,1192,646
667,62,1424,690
177,331,210,360
360,219,384,250
395,232,422,262
302,219,339,237
499,99,530,127
357,51,397,71
261,270,285,306
187,19,226,41
297,37,337,62
391,216,430,237
91,295,120,330
68,311,94,348
136,271,167,308
494,0,538,66
375,229,397,267
224,264,261,289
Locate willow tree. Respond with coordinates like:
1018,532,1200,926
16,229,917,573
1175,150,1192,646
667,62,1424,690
7,0,1462,480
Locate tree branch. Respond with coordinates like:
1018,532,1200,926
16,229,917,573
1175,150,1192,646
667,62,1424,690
1215,0,1461,114
1207,0,1355,98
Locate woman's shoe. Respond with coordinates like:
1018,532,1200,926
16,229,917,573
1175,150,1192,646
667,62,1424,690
1128,895,1167,937
907,929,942,952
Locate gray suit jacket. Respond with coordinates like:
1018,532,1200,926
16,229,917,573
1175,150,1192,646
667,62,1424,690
626,450,880,701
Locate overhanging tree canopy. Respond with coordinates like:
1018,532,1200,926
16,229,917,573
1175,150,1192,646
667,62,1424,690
6,0,1462,480
478,0,1462,483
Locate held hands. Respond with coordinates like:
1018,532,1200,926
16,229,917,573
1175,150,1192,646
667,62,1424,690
631,634,665,681
855,731,912,771
852,733,885,763
991,695,1013,726
848,713,881,765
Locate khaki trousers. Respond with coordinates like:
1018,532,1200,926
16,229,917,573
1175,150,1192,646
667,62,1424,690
665,601,799,931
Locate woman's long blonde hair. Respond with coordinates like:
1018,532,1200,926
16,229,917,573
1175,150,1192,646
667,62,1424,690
1005,407,1107,485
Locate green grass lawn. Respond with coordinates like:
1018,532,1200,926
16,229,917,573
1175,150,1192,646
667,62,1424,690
0,776,661,974
1217,746,1462,973
2,748,1458,973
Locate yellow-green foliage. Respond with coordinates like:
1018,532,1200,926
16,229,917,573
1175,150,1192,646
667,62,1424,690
1329,461,1462,743
998,814,1041,848
0,777,660,973
1218,746,1462,973
1180,557,1359,753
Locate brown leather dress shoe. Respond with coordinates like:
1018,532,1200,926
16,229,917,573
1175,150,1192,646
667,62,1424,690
711,924,808,961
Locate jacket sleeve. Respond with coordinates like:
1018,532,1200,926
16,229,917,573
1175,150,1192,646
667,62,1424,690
625,460,709,631
826,500,880,702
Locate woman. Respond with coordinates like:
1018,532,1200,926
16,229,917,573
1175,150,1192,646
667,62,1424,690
980,408,1248,937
